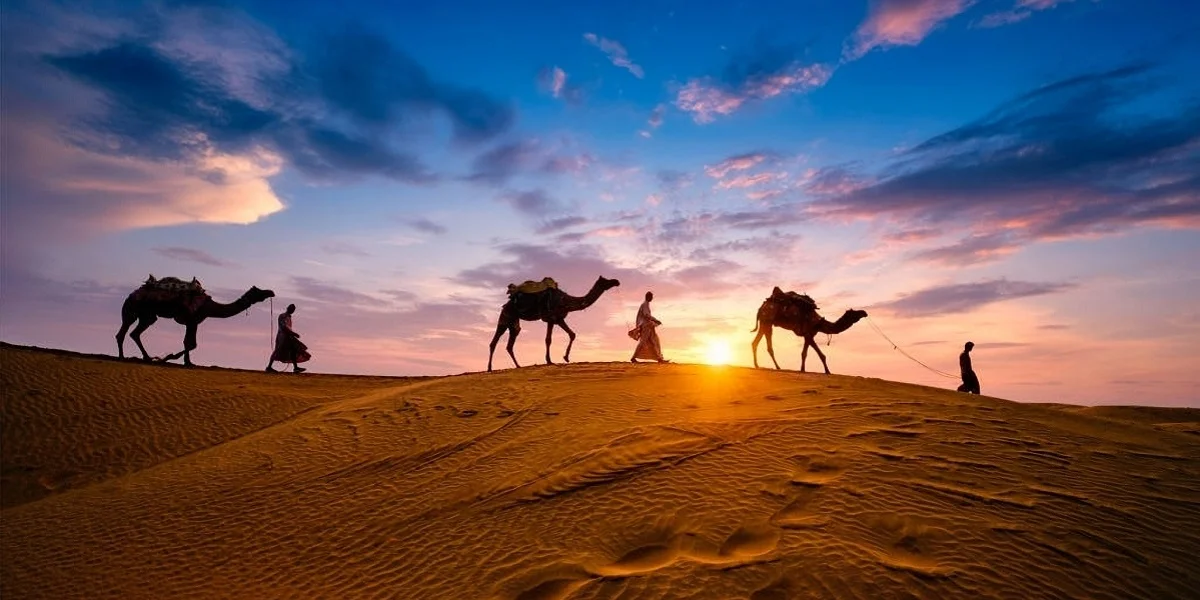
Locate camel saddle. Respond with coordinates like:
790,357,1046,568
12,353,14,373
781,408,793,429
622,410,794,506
770,286,818,311
507,277,559,297
133,275,208,314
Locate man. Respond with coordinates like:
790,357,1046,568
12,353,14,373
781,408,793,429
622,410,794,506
631,291,669,363
267,303,312,373
956,341,980,394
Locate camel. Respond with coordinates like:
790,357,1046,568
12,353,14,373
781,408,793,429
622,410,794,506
116,284,275,367
488,276,621,372
751,291,868,374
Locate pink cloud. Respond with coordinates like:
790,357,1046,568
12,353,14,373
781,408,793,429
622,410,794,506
704,153,769,179
845,0,973,60
676,63,832,123
978,0,1080,28
716,172,786,190
638,104,666,138
583,33,644,78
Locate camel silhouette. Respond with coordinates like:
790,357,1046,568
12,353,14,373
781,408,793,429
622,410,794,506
116,282,275,367
488,276,620,372
751,290,867,374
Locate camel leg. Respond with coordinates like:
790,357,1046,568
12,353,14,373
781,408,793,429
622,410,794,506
129,315,157,361
506,324,521,368
800,337,810,373
116,316,135,359
557,319,577,363
544,322,555,365
182,324,198,366
487,319,509,372
764,327,781,370
751,329,764,368
811,339,831,374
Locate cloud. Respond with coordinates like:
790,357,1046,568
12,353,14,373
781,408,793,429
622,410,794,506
500,189,569,218
845,0,973,60
465,139,594,185
811,64,1200,250
978,0,1079,28
320,242,371,258
676,57,831,123
639,104,666,138
876,279,1076,317
583,33,644,78
2,3,517,256
152,247,237,267
536,216,590,234
908,233,1022,265
704,152,772,179
537,66,583,103
290,277,389,308
404,218,448,235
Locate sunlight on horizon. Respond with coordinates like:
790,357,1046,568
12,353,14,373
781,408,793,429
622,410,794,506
702,339,733,366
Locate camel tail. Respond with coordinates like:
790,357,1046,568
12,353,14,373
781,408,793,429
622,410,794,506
750,317,760,333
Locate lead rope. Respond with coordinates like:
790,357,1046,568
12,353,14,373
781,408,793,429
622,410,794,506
865,316,958,379
269,297,275,354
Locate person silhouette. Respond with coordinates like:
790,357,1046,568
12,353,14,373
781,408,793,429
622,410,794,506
630,291,669,363
956,341,980,394
267,303,311,373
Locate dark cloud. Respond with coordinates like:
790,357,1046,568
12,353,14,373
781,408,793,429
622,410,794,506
656,169,694,191
465,139,594,185
814,63,1200,245
152,246,237,267
876,279,1077,318
37,9,511,187
404,218,448,235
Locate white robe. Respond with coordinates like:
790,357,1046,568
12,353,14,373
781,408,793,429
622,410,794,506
632,301,664,361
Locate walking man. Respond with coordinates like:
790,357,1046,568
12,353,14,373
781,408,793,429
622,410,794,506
956,341,980,394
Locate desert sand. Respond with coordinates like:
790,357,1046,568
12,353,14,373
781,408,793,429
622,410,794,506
2,343,1199,599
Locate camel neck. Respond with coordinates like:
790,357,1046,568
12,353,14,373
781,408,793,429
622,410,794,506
563,282,605,312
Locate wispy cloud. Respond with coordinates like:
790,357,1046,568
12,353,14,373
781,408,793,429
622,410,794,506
152,247,237,267
676,63,831,123
583,33,644,78
876,279,1077,317
536,66,583,103
811,64,1200,253
704,152,772,178
978,0,1080,28
639,104,666,138
404,218,448,235
844,0,974,60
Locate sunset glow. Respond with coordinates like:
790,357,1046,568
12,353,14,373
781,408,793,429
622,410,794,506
1,0,1197,406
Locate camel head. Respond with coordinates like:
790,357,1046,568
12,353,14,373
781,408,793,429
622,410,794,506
242,286,276,304
595,276,621,292
844,308,868,323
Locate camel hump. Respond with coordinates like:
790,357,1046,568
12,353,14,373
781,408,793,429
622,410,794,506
507,277,559,296
140,276,206,294
770,287,819,312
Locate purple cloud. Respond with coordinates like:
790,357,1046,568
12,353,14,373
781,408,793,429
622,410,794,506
876,279,1077,317
152,246,237,267
583,33,644,78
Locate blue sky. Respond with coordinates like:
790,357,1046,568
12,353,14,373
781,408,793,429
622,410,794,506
2,0,1198,406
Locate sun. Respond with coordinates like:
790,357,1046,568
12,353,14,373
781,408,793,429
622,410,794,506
703,339,733,366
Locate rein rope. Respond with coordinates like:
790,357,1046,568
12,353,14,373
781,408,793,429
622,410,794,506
864,316,958,379
269,297,275,353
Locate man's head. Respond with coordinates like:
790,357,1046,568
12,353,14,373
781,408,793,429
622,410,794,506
645,291,654,302
287,304,296,314
965,341,974,351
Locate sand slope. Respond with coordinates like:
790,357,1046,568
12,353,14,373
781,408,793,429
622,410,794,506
2,345,1198,599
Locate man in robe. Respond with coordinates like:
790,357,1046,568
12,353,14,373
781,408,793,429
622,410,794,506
631,291,669,363
267,303,312,373
956,341,980,394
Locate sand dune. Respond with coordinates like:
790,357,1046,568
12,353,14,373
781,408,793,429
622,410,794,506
2,344,1198,599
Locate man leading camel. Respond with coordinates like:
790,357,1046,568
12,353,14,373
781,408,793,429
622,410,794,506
631,291,669,363
957,341,980,394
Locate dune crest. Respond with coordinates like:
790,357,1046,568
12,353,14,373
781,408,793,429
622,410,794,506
2,345,1198,599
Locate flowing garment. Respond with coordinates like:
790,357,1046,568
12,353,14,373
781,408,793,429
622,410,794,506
631,301,665,361
271,313,312,364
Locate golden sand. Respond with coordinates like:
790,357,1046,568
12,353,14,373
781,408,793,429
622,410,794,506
2,344,1198,598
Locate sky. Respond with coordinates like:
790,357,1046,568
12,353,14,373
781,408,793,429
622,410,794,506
2,0,1198,407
